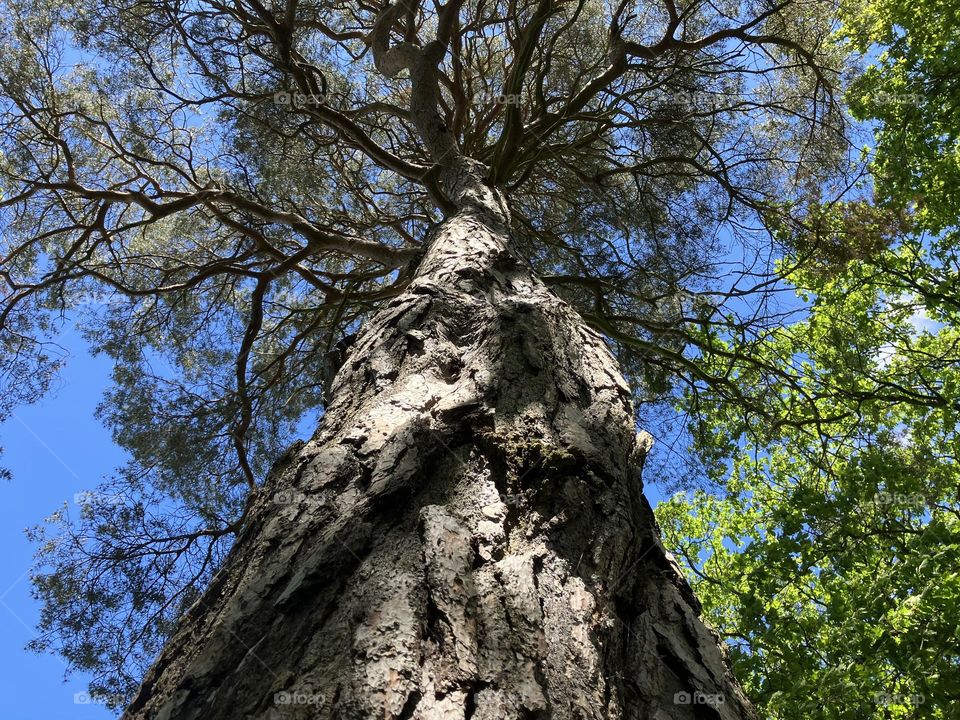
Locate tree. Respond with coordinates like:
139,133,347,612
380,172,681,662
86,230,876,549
652,4,960,715
0,0,853,716
842,0,960,235
659,227,960,718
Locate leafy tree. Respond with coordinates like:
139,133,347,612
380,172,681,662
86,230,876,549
843,0,960,234
657,0,960,701
659,227,960,718
1,0,932,716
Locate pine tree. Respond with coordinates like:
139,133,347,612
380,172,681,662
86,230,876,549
0,0,849,716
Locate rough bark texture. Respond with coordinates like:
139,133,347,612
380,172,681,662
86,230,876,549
123,195,757,719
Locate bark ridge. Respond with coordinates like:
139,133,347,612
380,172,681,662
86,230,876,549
123,206,756,720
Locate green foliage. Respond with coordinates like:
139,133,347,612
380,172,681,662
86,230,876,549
660,227,960,718
656,5,960,713
843,0,960,233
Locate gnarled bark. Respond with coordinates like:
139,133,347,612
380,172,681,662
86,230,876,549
123,193,756,720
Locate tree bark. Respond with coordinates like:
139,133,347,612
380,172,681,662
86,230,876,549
122,194,757,719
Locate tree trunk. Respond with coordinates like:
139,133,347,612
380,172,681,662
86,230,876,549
123,196,756,720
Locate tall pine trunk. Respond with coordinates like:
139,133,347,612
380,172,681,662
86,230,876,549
123,198,756,719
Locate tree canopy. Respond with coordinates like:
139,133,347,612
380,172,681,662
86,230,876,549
0,0,956,713
658,2,960,716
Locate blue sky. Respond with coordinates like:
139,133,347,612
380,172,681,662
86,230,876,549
1,326,114,720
